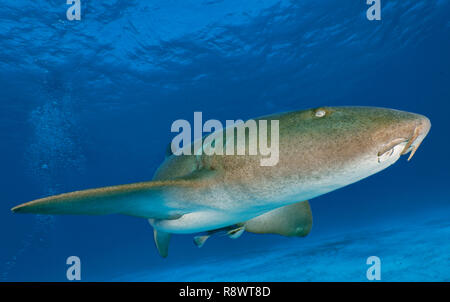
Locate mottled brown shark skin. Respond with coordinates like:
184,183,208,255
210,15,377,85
11,106,431,257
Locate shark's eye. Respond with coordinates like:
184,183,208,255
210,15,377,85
315,109,326,117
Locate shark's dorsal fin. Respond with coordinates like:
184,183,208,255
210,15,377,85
244,201,313,237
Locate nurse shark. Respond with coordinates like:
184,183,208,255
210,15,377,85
11,106,431,257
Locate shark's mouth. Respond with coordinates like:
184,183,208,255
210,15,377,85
377,125,426,163
377,138,408,163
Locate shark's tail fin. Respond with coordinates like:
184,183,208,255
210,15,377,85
11,180,186,219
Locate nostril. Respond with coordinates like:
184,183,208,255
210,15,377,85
401,127,420,156
400,116,431,161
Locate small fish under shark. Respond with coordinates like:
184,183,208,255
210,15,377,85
11,106,431,257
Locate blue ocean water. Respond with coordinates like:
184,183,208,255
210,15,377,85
0,0,449,281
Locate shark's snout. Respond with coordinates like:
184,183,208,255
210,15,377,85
400,114,431,161
368,109,431,165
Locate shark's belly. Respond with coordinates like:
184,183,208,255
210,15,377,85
151,178,315,233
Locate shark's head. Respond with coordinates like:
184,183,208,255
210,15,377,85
281,106,431,197
315,106,431,161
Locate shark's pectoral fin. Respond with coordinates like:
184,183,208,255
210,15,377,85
153,229,171,258
244,201,313,237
